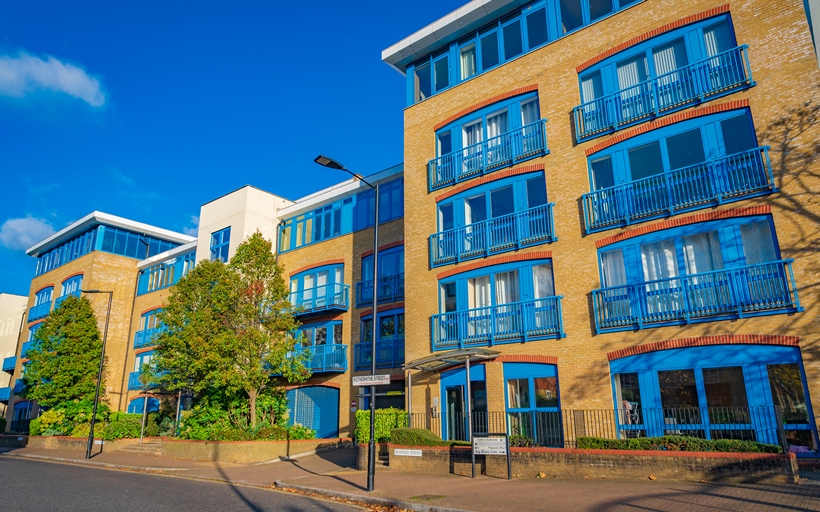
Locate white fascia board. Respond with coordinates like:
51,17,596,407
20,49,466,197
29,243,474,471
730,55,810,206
137,240,198,269
277,164,403,218
381,0,527,75
26,211,196,257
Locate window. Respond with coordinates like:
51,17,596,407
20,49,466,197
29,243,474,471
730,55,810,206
35,287,52,306
138,251,195,295
35,228,97,276
99,226,178,259
134,351,155,372
459,43,477,80
361,310,405,344
290,264,346,311
140,309,162,331
210,227,231,262
559,0,583,33
27,323,43,342
60,275,82,297
298,321,344,346
504,362,560,445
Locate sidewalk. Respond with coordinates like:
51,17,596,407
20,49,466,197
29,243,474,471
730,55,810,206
2,445,819,511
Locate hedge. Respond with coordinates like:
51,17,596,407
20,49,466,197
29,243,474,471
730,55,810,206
390,428,471,447
354,408,408,443
576,435,782,453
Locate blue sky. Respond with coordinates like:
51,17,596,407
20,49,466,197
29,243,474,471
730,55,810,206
0,0,465,295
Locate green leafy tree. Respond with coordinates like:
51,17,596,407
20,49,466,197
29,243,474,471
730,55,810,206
152,231,309,428
23,296,107,409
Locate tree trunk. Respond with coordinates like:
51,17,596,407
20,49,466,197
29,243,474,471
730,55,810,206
249,388,258,429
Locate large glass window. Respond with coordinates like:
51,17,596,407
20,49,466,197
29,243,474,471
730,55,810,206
559,0,584,33
502,20,523,60
210,227,231,262
628,142,663,180
298,321,343,346
526,9,548,48
666,129,705,170
767,364,809,424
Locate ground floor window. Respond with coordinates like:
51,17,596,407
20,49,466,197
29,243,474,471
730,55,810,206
504,362,560,446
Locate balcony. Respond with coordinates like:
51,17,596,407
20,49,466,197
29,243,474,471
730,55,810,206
354,339,405,371
582,147,775,233
290,284,350,315
428,119,549,191
430,204,556,267
21,341,35,359
53,290,81,309
573,46,754,143
592,260,802,334
297,344,347,373
27,301,51,322
2,356,16,373
355,274,405,308
128,371,161,391
431,296,565,351
0,387,9,403
13,379,24,394
134,327,163,349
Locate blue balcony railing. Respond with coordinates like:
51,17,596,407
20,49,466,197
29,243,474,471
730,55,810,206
582,147,775,232
128,371,162,391
134,327,164,349
21,341,36,359
2,356,16,373
53,290,81,309
354,339,405,371
0,387,9,403
592,260,802,334
431,296,565,351
430,203,556,267
13,379,24,394
27,301,51,322
295,344,347,373
290,283,350,315
573,46,754,142
428,119,549,191
355,274,405,308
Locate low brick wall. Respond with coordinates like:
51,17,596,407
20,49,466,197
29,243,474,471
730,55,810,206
25,436,155,452
162,438,353,464
356,443,390,470
0,434,28,448
388,445,798,485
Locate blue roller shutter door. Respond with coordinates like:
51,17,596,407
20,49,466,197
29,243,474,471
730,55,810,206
286,386,339,438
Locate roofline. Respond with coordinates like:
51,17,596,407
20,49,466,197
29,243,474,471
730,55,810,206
200,184,294,208
137,240,198,269
26,211,196,257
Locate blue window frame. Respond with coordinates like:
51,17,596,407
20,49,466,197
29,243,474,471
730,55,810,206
440,364,487,441
353,177,404,231
135,309,163,349
127,397,159,414
593,215,802,333
408,0,644,105
504,362,562,446
610,344,817,453
210,227,231,262
137,251,195,295
55,275,83,308
582,109,775,232
28,287,53,322
574,14,755,142
294,321,347,373
433,259,564,350
35,287,52,306
355,309,405,371
289,264,349,314
357,246,404,307
129,350,156,390
431,172,555,266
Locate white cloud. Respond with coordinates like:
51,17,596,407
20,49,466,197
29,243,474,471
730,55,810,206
183,216,199,237
0,52,105,106
0,216,56,251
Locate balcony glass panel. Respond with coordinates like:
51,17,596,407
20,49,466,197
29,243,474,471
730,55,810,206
431,296,564,351
355,274,405,308
573,46,754,142
2,356,16,373
583,146,775,232
21,341,35,359
290,283,350,315
592,260,802,333
294,344,347,373
27,302,51,322
431,203,556,266
134,327,164,349
428,119,548,190
354,339,405,371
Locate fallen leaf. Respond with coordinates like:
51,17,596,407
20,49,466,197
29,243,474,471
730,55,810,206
648,474,657,481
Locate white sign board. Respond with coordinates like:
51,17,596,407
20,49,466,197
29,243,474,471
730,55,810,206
352,375,391,386
394,449,423,457
94,440,104,445
473,437,507,455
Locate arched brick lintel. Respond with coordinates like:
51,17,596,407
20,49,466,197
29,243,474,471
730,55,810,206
607,334,800,361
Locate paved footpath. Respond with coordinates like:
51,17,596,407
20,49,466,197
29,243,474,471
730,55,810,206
2,445,819,511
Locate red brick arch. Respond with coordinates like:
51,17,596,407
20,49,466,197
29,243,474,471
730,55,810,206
607,334,800,361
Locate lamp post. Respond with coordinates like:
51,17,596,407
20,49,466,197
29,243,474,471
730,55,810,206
314,155,380,492
81,289,113,460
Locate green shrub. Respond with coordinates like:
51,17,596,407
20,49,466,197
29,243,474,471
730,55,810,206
70,423,91,438
256,426,290,440
389,428,471,447
354,408,409,443
28,418,41,436
287,423,316,440
509,435,534,448
576,435,781,453
101,413,142,440
35,409,68,436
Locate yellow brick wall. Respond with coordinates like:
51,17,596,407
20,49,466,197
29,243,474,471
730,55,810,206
402,0,820,428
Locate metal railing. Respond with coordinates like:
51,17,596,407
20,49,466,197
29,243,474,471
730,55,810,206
354,339,405,371
583,147,775,232
134,327,164,349
128,371,159,391
0,386,10,402
2,356,16,373
404,406,789,448
294,344,348,373
355,274,405,308
592,260,802,333
53,290,82,309
430,204,556,267
428,119,549,190
10,419,31,434
290,283,350,315
431,296,565,351
21,341,36,359
573,46,754,142
27,302,51,322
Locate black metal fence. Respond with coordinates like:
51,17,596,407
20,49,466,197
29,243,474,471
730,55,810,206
405,406,787,448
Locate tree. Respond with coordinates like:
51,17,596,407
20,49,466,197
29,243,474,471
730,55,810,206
152,231,309,428
23,296,106,409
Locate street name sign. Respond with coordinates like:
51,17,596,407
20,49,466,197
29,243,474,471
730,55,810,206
352,375,391,386
394,449,422,457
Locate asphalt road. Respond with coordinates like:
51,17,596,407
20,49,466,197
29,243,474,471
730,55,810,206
0,457,361,512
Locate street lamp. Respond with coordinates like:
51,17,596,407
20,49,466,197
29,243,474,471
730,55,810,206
314,155,380,492
81,289,113,460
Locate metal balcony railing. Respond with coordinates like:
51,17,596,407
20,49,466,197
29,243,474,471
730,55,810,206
128,371,160,391
430,204,556,267
354,339,405,371
134,327,164,349
573,46,754,142
21,341,35,359
355,274,404,308
592,260,802,333
294,344,347,373
431,296,565,351
290,283,350,315
27,301,51,322
428,119,549,191
2,356,16,373
583,147,776,232
54,290,82,309
0,387,10,403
